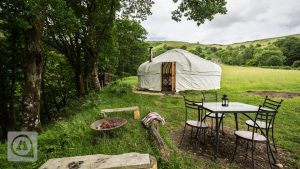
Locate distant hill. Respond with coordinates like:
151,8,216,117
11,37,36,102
148,33,300,50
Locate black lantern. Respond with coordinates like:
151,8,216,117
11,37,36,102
222,94,229,107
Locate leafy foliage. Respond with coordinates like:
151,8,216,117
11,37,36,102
274,37,300,65
41,51,76,121
105,80,132,94
115,19,149,76
171,0,227,26
249,45,285,66
292,60,300,68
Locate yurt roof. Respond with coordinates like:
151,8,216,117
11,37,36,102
138,49,221,74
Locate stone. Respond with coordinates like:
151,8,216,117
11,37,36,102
275,163,283,168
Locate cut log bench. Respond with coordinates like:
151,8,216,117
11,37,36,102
100,106,140,119
39,152,157,169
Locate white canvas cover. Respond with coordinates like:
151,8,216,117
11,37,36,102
137,49,221,92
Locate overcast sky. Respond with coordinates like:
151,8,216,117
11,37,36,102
141,0,300,44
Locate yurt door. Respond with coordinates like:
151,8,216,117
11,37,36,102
161,62,176,94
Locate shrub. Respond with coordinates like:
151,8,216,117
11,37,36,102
266,55,284,66
250,45,285,66
292,60,300,67
180,45,187,50
106,81,132,94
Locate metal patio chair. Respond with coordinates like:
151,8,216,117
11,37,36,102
179,96,208,145
245,96,283,152
232,105,278,168
202,92,225,133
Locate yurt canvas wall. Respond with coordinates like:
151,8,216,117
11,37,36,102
137,49,221,92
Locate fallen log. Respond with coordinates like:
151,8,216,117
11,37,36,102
149,120,170,160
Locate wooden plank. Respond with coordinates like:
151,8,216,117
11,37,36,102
101,106,139,113
39,152,155,169
171,62,175,95
100,106,140,119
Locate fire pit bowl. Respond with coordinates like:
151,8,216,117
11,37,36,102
90,117,127,131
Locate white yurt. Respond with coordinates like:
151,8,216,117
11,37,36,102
137,49,221,92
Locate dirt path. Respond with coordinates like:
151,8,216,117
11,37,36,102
246,91,300,98
171,125,293,169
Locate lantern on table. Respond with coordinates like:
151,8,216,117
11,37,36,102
222,94,229,107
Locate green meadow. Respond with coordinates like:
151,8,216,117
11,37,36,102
1,65,299,169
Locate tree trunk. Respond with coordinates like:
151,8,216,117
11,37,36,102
91,58,101,91
0,94,8,139
21,16,43,131
74,71,85,97
85,50,101,91
8,29,18,130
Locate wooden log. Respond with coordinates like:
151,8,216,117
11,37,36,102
149,120,170,160
100,106,139,119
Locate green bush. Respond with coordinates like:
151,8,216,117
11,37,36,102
267,55,285,66
180,45,187,50
292,60,300,67
250,45,285,66
105,81,132,94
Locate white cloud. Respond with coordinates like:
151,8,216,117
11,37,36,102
141,0,300,44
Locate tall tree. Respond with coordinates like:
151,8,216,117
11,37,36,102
84,0,118,90
21,0,48,131
44,0,84,97
0,0,47,131
115,19,148,76
0,1,25,135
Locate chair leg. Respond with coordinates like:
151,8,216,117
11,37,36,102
251,141,256,169
195,128,199,139
219,117,225,135
190,127,194,142
179,124,187,146
245,141,249,160
211,118,214,134
266,141,274,169
203,129,206,145
271,128,277,153
231,137,239,163
221,117,224,132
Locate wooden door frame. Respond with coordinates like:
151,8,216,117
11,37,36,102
161,62,176,94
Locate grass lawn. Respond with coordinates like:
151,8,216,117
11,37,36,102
1,65,299,169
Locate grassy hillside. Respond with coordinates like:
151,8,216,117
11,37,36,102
149,33,300,50
1,65,300,168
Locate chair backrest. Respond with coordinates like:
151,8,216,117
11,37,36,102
183,95,198,110
253,105,277,138
183,95,205,121
202,91,218,102
258,96,283,122
262,96,283,110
